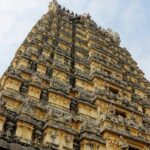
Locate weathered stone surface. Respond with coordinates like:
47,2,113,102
0,0,150,149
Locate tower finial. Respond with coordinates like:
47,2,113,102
49,0,59,12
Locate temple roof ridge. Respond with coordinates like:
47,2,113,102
48,0,121,46
50,0,59,6
48,0,59,12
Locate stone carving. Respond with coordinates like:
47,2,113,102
138,124,146,132
5,121,15,139
50,130,58,143
125,117,136,127
106,138,117,148
70,98,78,113
13,69,22,76
52,110,62,119
107,136,128,149
82,13,97,28
30,61,37,72
49,0,59,12
83,13,91,19
45,108,72,124
117,136,128,149
45,109,53,120
99,103,116,121
65,135,72,144
38,47,43,54
46,68,52,77
81,121,97,132
87,143,94,150
63,113,72,124
33,129,42,146
107,28,121,45
32,73,41,84
118,115,125,124
20,81,28,94
0,98,6,111
40,89,48,102
107,103,116,114
20,103,34,116
122,99,130,107
0,0,149,149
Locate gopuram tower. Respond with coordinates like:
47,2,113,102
0,0,150,150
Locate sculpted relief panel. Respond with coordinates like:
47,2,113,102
48,92,71,109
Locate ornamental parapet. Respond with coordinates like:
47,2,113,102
94,91,144,116
100,127,150,145
75,45,88,53
56,47,71,58
99,113,147,134
89,54,122,72
58,37,72,46
91,70,129,90
75,55,89,65
132,83,149,93
44,120,76,135
52,60,70,71
49,77,71,94
79,131,105,144
75,69,90,80
89,43,113,55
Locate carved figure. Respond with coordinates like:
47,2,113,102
107,28,121,45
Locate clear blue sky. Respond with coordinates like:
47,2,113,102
0,0,150,80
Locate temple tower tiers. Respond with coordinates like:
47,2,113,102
0,0,150,150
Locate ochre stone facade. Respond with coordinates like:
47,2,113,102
0,0,150,149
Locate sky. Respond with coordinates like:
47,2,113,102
0,0,150,80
